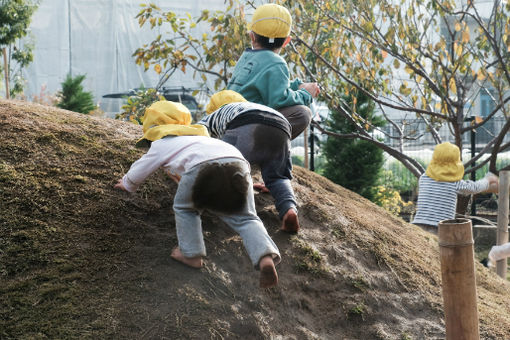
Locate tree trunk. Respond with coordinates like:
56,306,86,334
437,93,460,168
3,47,9,99
456,194,471,217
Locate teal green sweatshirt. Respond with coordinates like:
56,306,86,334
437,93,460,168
227,48,312,109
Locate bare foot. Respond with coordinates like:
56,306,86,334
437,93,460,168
253,182,270,193
171,247,203,268
259,255,278,288
281,208,299,233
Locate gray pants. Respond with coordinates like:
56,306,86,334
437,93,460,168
278,105,312,140
173,158,281,268
222,124,297,220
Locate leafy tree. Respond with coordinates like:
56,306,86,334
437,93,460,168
56,74,95,114
116,87,165,124
323,89,385,200
0,0,38,98
290,0,510,176
134,0,510,178
133,1,248,91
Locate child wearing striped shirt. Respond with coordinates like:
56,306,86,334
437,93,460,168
199,90,300,233
412,142,498,234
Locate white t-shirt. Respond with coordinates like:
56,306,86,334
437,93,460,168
121,136,246,192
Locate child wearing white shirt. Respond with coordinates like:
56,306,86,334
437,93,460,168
114,101,280,288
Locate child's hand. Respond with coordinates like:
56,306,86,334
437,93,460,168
114,179,128,191
485,173,499,193
299,82,320,98
167,172,181,183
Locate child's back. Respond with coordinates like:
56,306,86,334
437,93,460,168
115,101,281,288
227,3,320,140
412,142,498,233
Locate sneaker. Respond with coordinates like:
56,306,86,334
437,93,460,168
281,208,299,233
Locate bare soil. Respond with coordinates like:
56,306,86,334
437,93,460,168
2,99,510,339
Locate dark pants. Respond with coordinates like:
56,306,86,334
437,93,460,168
222,124,296,219
278,105,312,140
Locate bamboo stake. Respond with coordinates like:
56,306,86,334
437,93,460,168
438,218,480,340
496,171,510,278
303,127,309,169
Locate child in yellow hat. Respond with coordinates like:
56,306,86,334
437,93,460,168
199,90,300,233
227,3,320,140
114,101,280,288
412,142,499,234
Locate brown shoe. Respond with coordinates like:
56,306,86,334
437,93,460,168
259,255,278,288
281,208,299,233
171,247,203,268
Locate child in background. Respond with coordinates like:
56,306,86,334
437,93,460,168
227,3,320,140
488,242,510,266
412,142,499,234
114,101,280,288
199,90,299,233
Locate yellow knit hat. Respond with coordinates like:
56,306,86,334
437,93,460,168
206,90,247,114
249,4,292,39
425,142,465,182
136,101,209,147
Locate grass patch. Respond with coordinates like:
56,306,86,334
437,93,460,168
290,237,329,275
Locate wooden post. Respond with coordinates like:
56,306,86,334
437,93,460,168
3,47,10,99
496,171,510,278
303,127,309,169
438,218,480,340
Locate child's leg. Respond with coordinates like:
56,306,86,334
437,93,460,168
172,166,207,267
259,255,278,288
223,124,298,226
171,247,203,268
255,128,299,231
214,161,281,281
277,105,312,140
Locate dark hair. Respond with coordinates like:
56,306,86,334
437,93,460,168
252,32,287,50
192,163,248,214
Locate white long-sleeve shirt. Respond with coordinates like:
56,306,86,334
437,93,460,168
412,174,489,227
121,136,246,192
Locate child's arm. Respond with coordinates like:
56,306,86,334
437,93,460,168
456,178,489,195
298,82,320,98
262,64,313,108
114,142,168,192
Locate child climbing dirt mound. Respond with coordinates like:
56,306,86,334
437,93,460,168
2,99,510,339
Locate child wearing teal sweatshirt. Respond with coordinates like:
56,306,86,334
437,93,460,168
227,3,320,140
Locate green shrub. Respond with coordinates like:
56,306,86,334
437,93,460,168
322,90,385,201
56,74,95,114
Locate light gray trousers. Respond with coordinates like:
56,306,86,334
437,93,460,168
172,157,281,269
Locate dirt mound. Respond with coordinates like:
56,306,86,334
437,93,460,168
2,99,510,339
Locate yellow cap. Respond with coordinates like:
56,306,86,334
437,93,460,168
425,142,465,182
136,101,209,147
206,90,247,114
249,4,292,39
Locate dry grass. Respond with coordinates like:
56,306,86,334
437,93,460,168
2,99,510,339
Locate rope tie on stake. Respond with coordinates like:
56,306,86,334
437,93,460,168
439,240,474,248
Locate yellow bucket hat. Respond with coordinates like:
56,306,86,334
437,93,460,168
249,4,292,39
136,101,209,147
425,142,465,182
206,90,247,114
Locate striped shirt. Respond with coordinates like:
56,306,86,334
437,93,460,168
412,175,489,227
198,102,289,138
